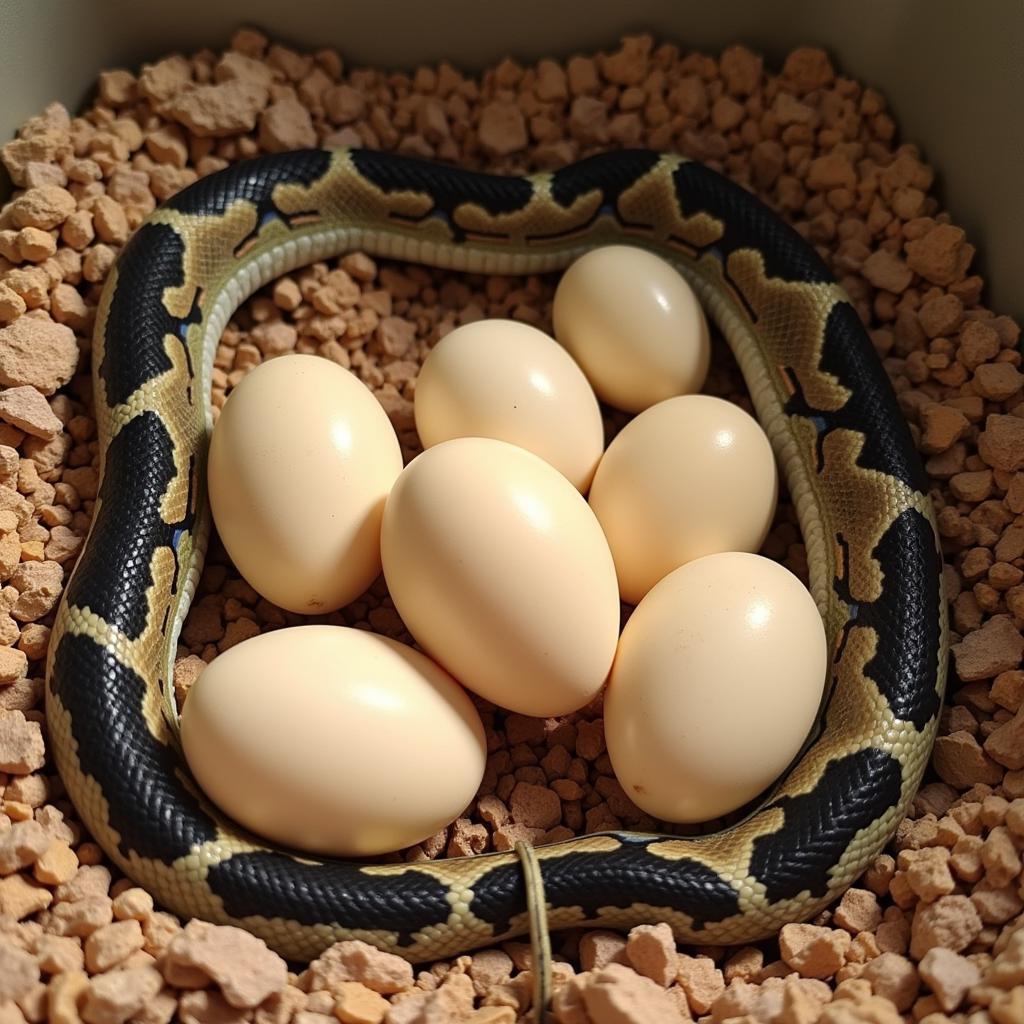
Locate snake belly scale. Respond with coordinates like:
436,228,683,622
46,148,947,963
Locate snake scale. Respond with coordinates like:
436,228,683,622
45,148,947,963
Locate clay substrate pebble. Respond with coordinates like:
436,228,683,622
0,25,1021,1024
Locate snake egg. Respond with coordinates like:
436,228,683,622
605,552,827,823
589,394,778,605
381,437,620,717
208,353,402,614
553,244,710,413
415,319,604,492
180,625,486,857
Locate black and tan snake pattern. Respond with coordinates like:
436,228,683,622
46,148,947,963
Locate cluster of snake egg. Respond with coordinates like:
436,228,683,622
44,147,946,962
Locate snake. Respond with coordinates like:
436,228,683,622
46,147,947,965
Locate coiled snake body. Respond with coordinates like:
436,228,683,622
46,149,946,962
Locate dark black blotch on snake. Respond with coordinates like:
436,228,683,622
549,149,661,213
850,507,943,730
50,631,218,860
99,223,201,409
349,148,535,225
206,853,453,945
65,411,187,641
787,301,928,494
670,160,832,284
468,842,741,937
748,747,904,903
164,149,334,219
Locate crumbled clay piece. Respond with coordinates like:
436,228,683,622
779,924,852,979
0,712,44,774
984,706,1024,770
0,319,79,395
162,921,287,1008
978,415,1024,472
834,889,883,934
0,387,63,440
578,931,627,973
508,782,560,830
860,952,919,1011
305,940,413,995
84,919,144,973
0,937,40,1001
35,933,85,974
333,981,389,1024
8,187,76,231
952,616,1024,682
580,962,681,1024
624,923,676,986
477,103,528,156
675,955,725,1014
931,731,1004,788
862,250,913,294
259,97,317,152
33,840,78,886
81,966,165,1024
165,80,269,136
910,895,983,959
905,225,973,285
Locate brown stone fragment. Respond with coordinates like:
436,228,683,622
579,930,627,973
909,894,983,958
625,923,676,986
675,955,724,1014
165,80,269,136
919,404,968,454
0,318,79,395
259,97,317,152
9,186,76,230
477,103,528,156
508,782,560,830
862,249,914,293
581,962,680,1024
932,730,1004,787
860,952,919,1011
779,924,851,979
305,940,413,995
905,224,973,285
834,888,882,934
984,704,1024,769
162,921,286,1008
952,615,1024,682
0,387,62,439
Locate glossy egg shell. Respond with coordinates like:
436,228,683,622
381,437,620,717
208,354,403,614
553,244,710,413
588,394,778,605
415,319,604,492
604,552,827,823
180,625,486,857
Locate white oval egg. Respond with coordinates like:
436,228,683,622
553,245,710,413
180,625,486,857
415,319,604,492
589,395,778,605
381,437,620,717
605,552,827,823
208,354,403,614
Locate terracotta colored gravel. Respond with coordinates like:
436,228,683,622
0,25,1022,1024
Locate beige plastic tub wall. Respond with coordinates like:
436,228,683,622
0,0,1020,316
